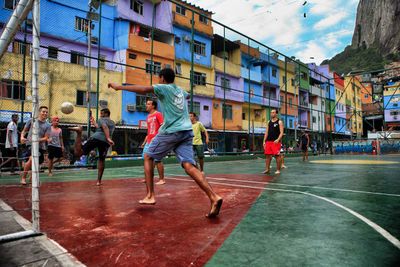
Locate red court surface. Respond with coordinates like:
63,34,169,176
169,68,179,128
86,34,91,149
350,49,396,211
0,174,273,266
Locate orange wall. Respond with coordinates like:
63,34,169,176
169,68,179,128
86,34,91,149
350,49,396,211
237,42,260,58
172,3,213,36
129,34,175,60
212,100,243,131
325,115,335,132
126,53,174,85
361,83,373,104
279,91,298,116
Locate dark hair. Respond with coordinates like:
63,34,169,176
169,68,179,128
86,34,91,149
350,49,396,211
39,106,48,111
271,108,279,114
101,108,111,116
189,112,197,118
12,114,19,118
147,99,158,110
159,68,175,83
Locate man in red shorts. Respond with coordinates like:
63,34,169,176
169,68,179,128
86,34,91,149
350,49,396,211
263,108,284,175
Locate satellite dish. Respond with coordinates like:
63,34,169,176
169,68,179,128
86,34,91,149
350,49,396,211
3,69,12,79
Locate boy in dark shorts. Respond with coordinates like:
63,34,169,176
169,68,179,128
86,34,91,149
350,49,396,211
70,108,115,186
108,68,223,218
47,116,64,176
20,106,51,185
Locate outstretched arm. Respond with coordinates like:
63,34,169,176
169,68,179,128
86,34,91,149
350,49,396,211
108,83,154,94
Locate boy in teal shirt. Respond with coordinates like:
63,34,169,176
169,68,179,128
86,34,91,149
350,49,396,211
108,68,222,218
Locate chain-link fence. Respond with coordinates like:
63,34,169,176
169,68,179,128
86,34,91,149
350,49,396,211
1,0,399,173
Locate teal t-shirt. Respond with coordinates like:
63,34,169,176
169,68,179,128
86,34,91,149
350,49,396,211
153,83,192,134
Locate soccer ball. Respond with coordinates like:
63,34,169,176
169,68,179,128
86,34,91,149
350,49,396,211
61,102,74,114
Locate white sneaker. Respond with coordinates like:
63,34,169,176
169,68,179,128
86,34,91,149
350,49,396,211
282,165,287,169
274,170,281,174
262,169,270,174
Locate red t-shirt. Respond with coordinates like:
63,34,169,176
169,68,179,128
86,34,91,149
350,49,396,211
146,111,163,144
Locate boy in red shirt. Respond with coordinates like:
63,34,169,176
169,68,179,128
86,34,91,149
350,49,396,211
141,99,165,185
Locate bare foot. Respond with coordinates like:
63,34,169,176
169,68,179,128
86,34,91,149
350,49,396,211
20,178,27,185
96,182,102,186
262,169,270,174
155,180,166,185
274,170,281,175
139,197,156,205
48,172,53,177
141,179,146,183
206,198,223,218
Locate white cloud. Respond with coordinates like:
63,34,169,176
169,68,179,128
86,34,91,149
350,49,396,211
200,0,305,48
314,11,348,30
295,41,329,65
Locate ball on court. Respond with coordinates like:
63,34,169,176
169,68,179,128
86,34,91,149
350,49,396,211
61,102,74,114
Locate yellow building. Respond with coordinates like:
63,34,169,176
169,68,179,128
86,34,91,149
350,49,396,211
174,60,214,97
0,53,123,124
345,76,363,136
278,59,296,95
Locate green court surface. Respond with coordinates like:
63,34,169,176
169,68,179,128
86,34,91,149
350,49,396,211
1,154,399,266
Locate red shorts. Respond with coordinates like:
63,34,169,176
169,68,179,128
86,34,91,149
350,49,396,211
264,141,281,155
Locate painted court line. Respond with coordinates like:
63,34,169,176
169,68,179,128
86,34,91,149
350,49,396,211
167,176,400,250
169,174,400,198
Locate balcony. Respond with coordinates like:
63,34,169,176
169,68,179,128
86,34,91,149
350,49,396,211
310,85,325,97
241,67,262,83
212,56,241,77
299,101,309,109
129,34,174,60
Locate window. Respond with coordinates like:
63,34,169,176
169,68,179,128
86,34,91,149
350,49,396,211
223,104,233,120
188,101,201,115
289,120,293,128
75,17,89,33
242,113,246,120
272,68,277,77
192,71,206,86
289,98,292,107
12,40,29,55
129,53,137,59
99,55,106,69
282,76,286,83
175,63,182,75
364,94,369,99
221,77,230,91
203,105,209,111
312,116,316,123
145,60,162,74
193,40,206,56
76,90,97,107
131,0,143,15
48,46,58,59
199,14,208,24
136,94,147,111
71,51,85,65
300,71,308,80
165,64,171,69
322,100,325,107
0,79,25,100
291,78,295,86
280,96,283,104
176,5,186,15
4,0,18,10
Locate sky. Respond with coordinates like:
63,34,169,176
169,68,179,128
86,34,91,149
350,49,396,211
199,0,360,65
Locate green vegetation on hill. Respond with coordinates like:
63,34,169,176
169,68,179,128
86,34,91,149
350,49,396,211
321,45,394,75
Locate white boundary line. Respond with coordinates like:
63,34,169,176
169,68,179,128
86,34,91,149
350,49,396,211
167,176,400,250
170,175,400,198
